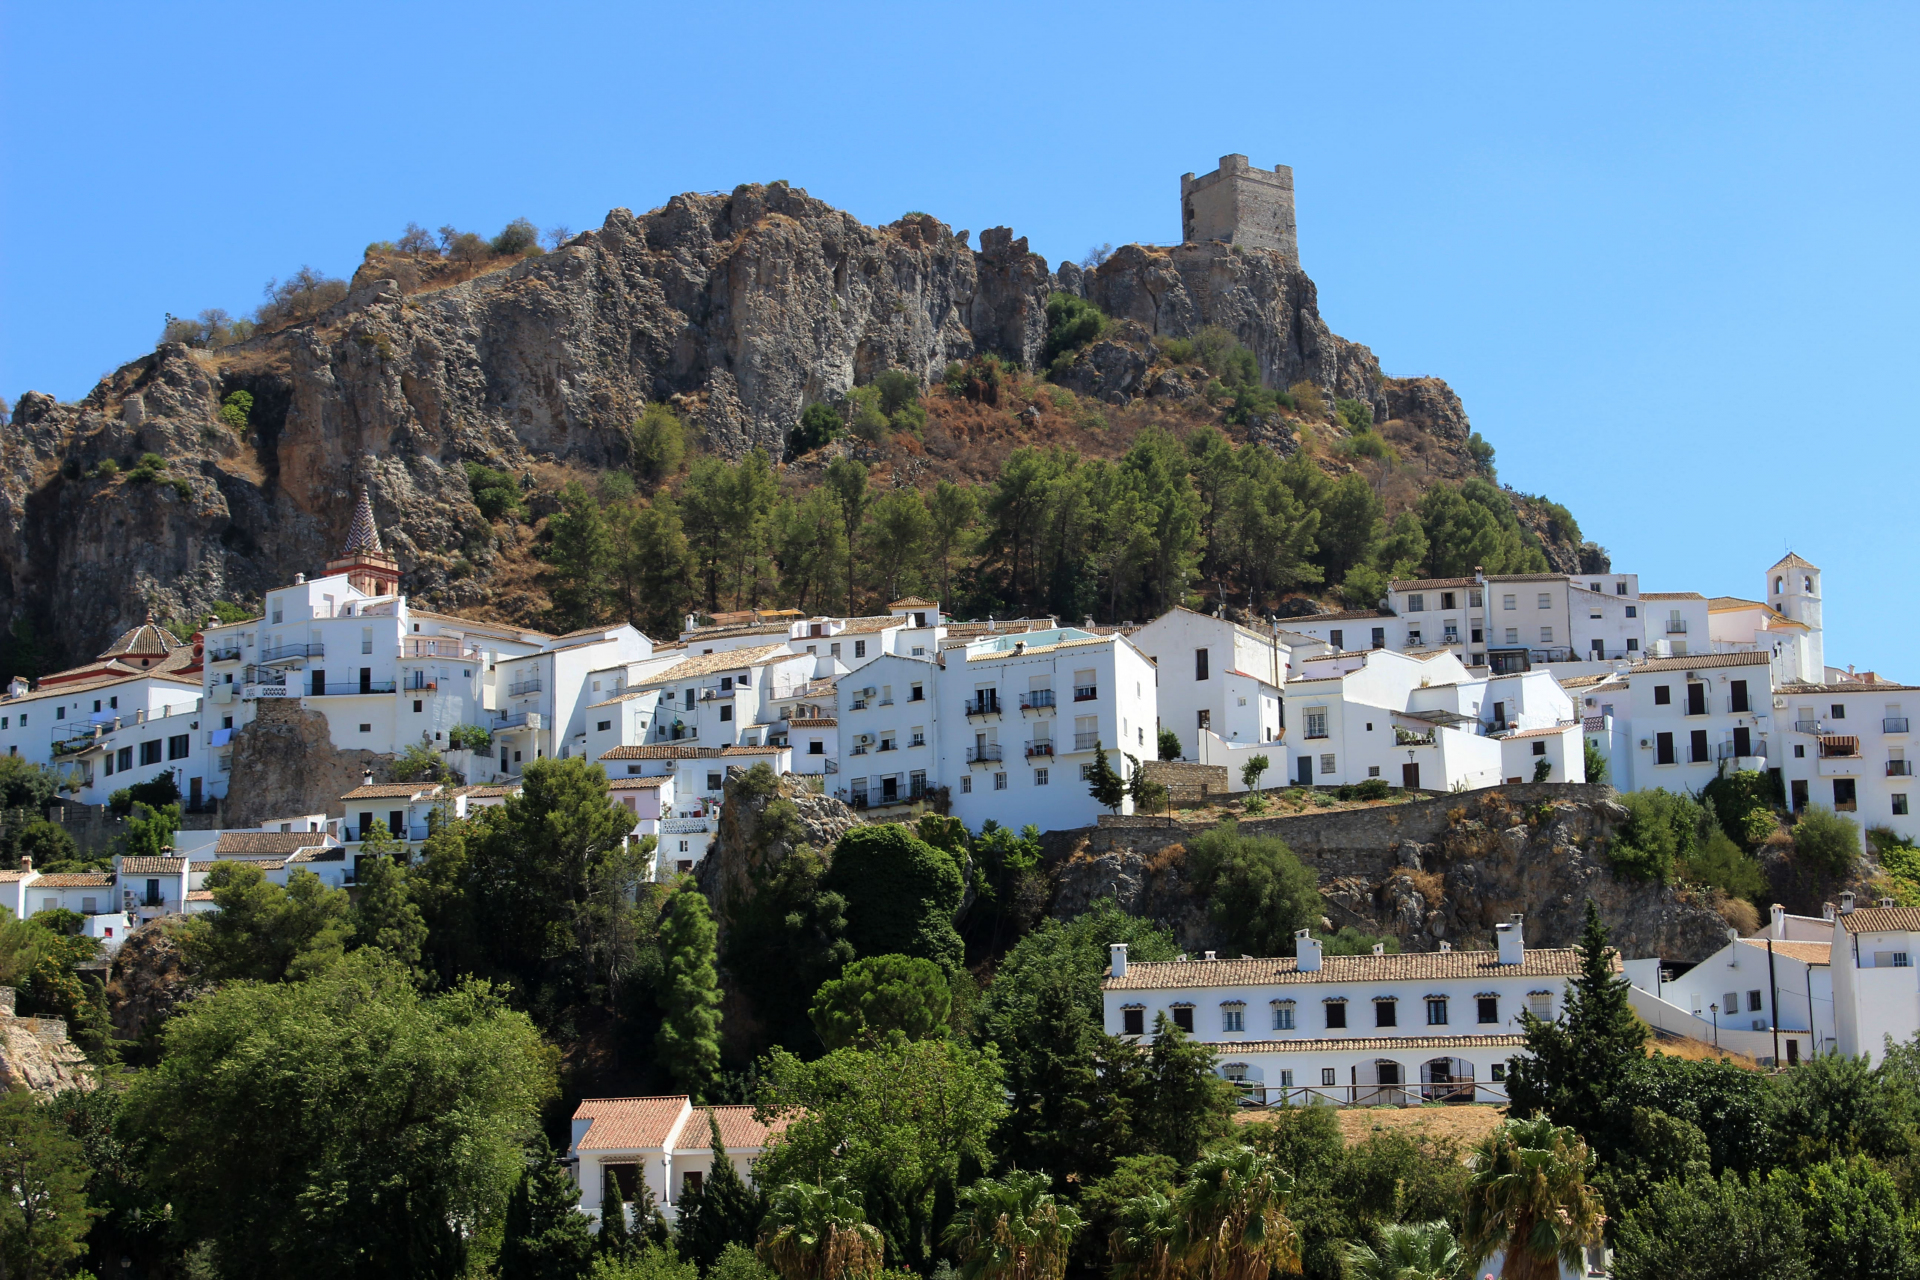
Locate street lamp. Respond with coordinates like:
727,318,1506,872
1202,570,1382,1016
1709,1002,1719,1049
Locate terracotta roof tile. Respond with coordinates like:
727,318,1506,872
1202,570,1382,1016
1624,651,1773,674
119,857,186,874
1639,592,1705,601
1839,905,1920,935
1389,577,1479,592
1740,939,1830,965
1105,947,1594,991
1283,608,1396,623
640,644,794,684
679,1105,798,1152
1499,723,1579,740
573,1096,692,1151
214,831,332,855
889,597,939,609
787,718,837,728
29,872,112,887
600,745,722,760
608,777,666,790
340,783,443,800
186,889,215,902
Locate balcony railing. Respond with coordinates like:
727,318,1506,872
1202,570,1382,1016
259,643,324,664
966,745,1003,763
1021,690,1057,710
1074,732,1099,751
876,742,897,752
1793,720,1823,733
966,695,1001,716
1889,761,1914,777
404,638,482,659
1026,741,1054,757
1887,718,1911,734
404,673,436,691
850,744,868,756
491,711,541,731
822,758,838,774
1666,620,1689,634
310,681,398,696
244,683,294,700
1073,685,1098,701
1716,741,1767,761
660,817,711,835
507,678,543,696
1819,743,1860,759
242,664,284,685
208,644,244,663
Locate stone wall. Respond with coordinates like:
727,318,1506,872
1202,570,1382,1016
0,986,95,1098
1180,155,1298,263
1138,760,1229,802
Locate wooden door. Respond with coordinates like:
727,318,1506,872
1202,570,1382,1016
1402,762,1420,790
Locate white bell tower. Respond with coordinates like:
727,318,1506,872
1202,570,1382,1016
1768,552,1823,679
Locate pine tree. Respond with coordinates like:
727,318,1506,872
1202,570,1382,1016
655,880,722,1099
1504,899,1647,1156
676,1113,768,1272
498,1137,596,1280
597,1168,634,1261
1086,742,1125,814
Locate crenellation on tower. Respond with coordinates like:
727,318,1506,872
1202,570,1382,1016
1180,154,1298,264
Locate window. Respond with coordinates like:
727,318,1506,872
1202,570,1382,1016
808,741,824,755
706,772,723,790
1730,680,1749,713
1625,604,1638,618
1627,638,1639,650
1537,592,1551,609
830,643,841,657
1122,1009,1144,1036
1426,998,1448,1025
1654,685,1671,705
168,734,190,760
1491,1063,1506,1081
1477,996,1498,1024
1322,1068,1338,1087
1686,683,1707,715
911,729,925,747
1408,593,1425,612
1279,1069,1294,1087
1794,744,1806,759
1656,732,1675,765
1441,592,1455,609
961,775,972,793
1325,1002,1347,1029
1222,1008,1243,1032
854,640,866,658
1721,992,1738,1017
1375,1000,1396,1028
139,740,162,766
1539,627,1553,644
720,705,733,722
1532,741,1546,757
1305,710,1328,739
1370,627,1385,649
994,772,1007,790
1690,729,1709,763
1503,594,1517,610
1195,648,1209,681
1504,628,1518,645
1895,794,1909,816
1034,768,1049,786
1529,993,1553,1020
1171,1007,1194,1033
1319,753,1336,774
1747,990,1763,1013
1272,1006,1295,1031
910,682,924,701
116,746,133,772
413,699,423,713
597,720,610,732
1329,629,1343,649
1829,703,1847,720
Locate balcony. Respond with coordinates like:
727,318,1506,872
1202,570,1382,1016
966,745,1003,764
876,742,897,752
1021,690,1056,710
966,695,1001,717
850,744,869,756
1073,685,1098,701
1073,732,1099,752
404,638,482,659
660,817,711,835
1393,728,1435,747
51,723,114,756
259,642,324,664
1026,741,1054,758
1794,720,1823,733
823,758,838,774
309,681,398,696
1819,738,1860,759
244,683,294,700
1887,717,1911,734
1889,761,1914,777
491,711,542,732
1716,741,1768,761
208,644,244,663
1666,620,1689,634
507,677,543,697
403,673,437,692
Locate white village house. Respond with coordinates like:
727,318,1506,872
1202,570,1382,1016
567,1095,792,1226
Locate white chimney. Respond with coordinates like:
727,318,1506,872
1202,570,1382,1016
1770,904,1786,938
1879,897,1896,909
363,769,374,787
1822,901,1836,921
1294,929,1322,972
1439,941,1452,952
4,677,24,698
1840,891,1856,914
1109,943,1127,978
1203,950,1216,961
294,572,306,584
1496,915,1526,966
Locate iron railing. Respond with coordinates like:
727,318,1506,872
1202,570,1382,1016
1888,761,1914,777
966,745,1003,763
1074,685,1098,701
1022,690,1057,710
309,681,398,696
259,643,324,663
508,677,543,696
1074,732,1099,751
1887,718,1911,734
207,644,244,662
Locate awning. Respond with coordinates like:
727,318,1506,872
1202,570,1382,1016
1819,735,1860,757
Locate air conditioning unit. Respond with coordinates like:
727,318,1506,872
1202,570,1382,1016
856,734,873,745
1773,696,1788,709
1639,739,1650,749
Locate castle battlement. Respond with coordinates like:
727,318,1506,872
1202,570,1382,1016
1180,154,1297,264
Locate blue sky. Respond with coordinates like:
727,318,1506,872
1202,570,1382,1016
2,2,1915,672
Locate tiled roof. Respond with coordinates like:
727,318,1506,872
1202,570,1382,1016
100,619,183,658
0,872,21,883
214,831,332,855
600,745,722,760
1487,573,1572,584
1390,577,1478,592
406,609,553,641
1778,680,1920,695
119,857,186,874
1500,722,1578,740
1740,939,1830,965
589,689,658,707
1707,595,1775,613
721,745,786,755
1284,608,1395,623
573,1096,692,1152
1639,592,1705,601
787,718,837,728
186,889,215,902
30,872,112,887
455,785,521,798
608,777,666,790
1104,947,1593,991
640,644,792,685
1201,1032,1529,1055
835,615,904,634
1839,905,1920,935
679,1105,798,1152
289,847,346,863
889,597,939,609
966,634,1110,662
682,622,792,642
340,783,442,800
941,618,1058,639
1624,651,1772,674
1769,552,1818,571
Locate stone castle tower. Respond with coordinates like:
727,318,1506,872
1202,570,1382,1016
1180,154,1297,264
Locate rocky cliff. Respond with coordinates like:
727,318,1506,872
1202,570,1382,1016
3,180,1572,664
1050,784,1734,963
0,986,95,1098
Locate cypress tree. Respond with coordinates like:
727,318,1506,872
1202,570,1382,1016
656,880,722,1099
675,1113,768,1272
1086,742,1126,814
597,1168,633,1261
498,1137,596,1280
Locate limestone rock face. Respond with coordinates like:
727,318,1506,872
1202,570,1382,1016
224,698,396,826
105,917,208,1049
696,767,862,942
0,988,95,1098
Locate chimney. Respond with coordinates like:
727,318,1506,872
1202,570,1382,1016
17,856,28,874
1109,942,1127,978
1294,928,1322,972
1879,897,1897,908
1371,942,1385,956
1203,950,1216,960
1770,904,1786,938
1496,914,1526,966
294,572,306,584
1840,891,1856,914
1822,901,1836,921
1439,940,1453,952
363,769,374,787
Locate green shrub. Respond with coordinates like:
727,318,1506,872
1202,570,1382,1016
873,369,922,416
1042,293,1106,372
219,389,253,433
1532,757,1553,783
792,402,843,454
447,724,493,752
1316,926,1399,955
1343,430,1393,461
599,470,635,502
126,452,167,484
1185,820,1321,956
1333,778,1392,802
1336,398,1373,432
1584,739,1609,784
1680,828,1768,902
1700,769,1781,850
1791,805,1860,879
168,477,193,502
1157,728,1183,761
93,459,119,480
1467,432,1496,472
848,385,890,443
820,825,965,976
464,461,524,522
954,355,1002,406
628,402,686,484
1158,336,1196,365
1607,788,1706,882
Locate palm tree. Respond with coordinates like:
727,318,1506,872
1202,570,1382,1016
1108,1192,1184,1280
1173,1145,1300,1280
944,1171,1085,1280
1462,1116,1605,1280
1343,1221,1466,1280
757,1179,886,1280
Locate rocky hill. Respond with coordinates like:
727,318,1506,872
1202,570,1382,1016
3,181,1594,664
